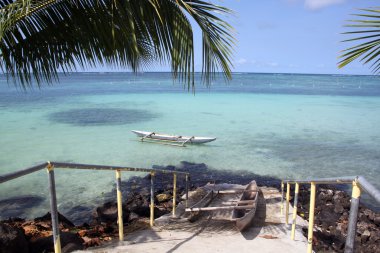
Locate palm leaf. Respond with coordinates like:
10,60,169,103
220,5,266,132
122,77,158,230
0,0,235,90
339,7,380,73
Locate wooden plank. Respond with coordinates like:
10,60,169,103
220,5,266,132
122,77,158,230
237,200,256,204
185,205,254,212
221,200,255,205
188,191,217,222
217,190,259,194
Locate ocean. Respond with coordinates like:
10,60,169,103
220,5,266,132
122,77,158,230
0,72,379,220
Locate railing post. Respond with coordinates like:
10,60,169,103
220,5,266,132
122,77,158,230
291,182,299,240
150,171,155,226
281,181,284,215
46,162,61,253
185,174,189,208
115,170,124,241
344,179,361,253
172,173,177,217
286,183,290,224
307,182,316,253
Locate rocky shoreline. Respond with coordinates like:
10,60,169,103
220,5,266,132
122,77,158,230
1,162,379,252
294,185,380,252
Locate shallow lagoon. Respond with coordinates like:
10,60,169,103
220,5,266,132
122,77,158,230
1,73,379,219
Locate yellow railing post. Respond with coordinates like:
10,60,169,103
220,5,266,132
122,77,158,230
150,171,155,227
115,170,124,241
281,181,284,215
307,182,316,253
172,173,177,217
285,183,290,224
291,182,299,240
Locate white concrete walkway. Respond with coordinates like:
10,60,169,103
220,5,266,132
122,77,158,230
75,186,309,253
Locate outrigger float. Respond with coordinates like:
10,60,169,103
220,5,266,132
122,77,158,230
131,130,216,147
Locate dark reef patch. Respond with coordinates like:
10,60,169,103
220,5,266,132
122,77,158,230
48,108,158,126
0,195,44,218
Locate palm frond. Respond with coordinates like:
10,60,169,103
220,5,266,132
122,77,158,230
339,7,380,73
177,0,235,84
0,0,235,90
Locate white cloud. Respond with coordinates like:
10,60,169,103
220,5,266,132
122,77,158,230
305,0,345,10
234,58,280,68
235,58,248,65
268,62,279,67
317,63,326,68
251,60,279,68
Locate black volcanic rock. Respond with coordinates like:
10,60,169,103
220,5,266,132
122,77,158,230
0,223,29,253
294,185,380,253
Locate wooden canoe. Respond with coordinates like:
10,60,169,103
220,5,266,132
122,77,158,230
186,190,216,222
131,130,216,144
231,180,259,231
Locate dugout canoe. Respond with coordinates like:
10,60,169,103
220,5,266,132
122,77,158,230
231,180,259,231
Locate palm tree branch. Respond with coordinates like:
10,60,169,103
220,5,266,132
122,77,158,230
364,45,380,64
339,7,380,74
341,33,380,42
175,0,235,84
0,0,234,89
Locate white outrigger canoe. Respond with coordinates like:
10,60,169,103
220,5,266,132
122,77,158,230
131,130,216,146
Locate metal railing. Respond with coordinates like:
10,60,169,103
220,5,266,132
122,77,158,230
281,176,380,253
0,161,190,253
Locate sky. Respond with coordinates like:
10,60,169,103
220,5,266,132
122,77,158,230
215,0,376,75
2,0,376,76
145,0,376,75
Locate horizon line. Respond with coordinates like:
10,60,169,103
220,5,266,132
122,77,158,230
0,71,375,77
37,71,376,77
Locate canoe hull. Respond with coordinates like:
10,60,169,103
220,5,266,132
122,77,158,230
187,190,216,222
231,181,259,231
131,130,216,144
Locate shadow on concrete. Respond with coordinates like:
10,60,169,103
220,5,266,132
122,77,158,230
166,215,213,253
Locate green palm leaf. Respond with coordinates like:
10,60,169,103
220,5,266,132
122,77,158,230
339,7,380,74
0,0,235,89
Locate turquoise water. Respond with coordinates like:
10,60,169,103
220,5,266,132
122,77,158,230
1,72,380,219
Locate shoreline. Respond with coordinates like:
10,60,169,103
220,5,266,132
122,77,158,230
0,162,379,252
1,161,378,226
